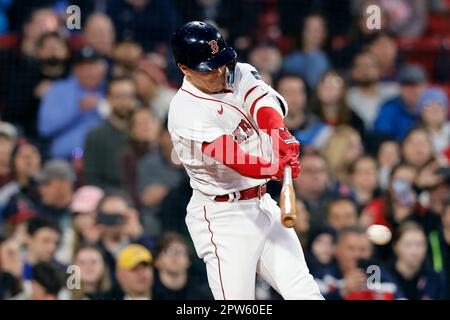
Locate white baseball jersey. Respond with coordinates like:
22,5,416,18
168,63,285,196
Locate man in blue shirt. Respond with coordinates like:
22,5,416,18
38,47,107,159
374,64,428,141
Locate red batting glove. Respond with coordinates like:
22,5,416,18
273,127,300,158
271,153,301,181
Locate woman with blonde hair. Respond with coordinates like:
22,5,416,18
322,125,363,184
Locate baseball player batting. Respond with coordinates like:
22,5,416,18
168,21,324,300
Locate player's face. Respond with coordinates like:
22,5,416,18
180,64,226,94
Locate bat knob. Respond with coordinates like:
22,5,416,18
281,214,296,228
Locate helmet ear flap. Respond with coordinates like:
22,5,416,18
225,58,237,89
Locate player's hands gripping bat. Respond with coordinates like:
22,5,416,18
280,165,297,228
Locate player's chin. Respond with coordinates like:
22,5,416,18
209,83,225,92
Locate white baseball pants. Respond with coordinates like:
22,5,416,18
185,190,324,300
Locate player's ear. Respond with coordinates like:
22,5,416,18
178,63,189,76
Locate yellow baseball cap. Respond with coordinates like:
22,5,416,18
117,244,153,271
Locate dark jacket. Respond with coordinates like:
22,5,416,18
313,260,405,300
387,261,447,300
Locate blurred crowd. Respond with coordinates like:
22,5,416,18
0,0,449,300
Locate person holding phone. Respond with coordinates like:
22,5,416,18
94,190,152,285
312,226,404,300
360,163,419,234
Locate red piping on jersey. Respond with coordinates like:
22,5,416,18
204,206,226,300
180,88,260,136
249,93,268,118
244,85,258,102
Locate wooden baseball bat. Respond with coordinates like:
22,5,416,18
280,165,297,228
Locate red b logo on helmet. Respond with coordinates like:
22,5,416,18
208,40,219,54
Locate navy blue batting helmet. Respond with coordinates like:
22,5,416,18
171,21,237,72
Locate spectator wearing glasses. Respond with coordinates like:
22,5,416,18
153,232,212,300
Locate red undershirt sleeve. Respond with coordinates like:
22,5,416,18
201,135,274,179
255,106,285,130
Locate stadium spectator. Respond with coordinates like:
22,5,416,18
315,226,403,300
0,8,59,114
71,245,110,300
111,40,143,77
346,50,399,130
3,32,70,141
106,0,178,52
332,2,389,69
377,140,401,190
0,235,23,299
426,168,450,217
295,149,335,229
33,160,75,263
153,232,212,300
94,191,148,284
306,225,337,275
293,200,311,249
276,74,332,149
34,160,74,220
0,140,42,208
38,47,107,159
326,199,359,230
322,126,363,184
83,13,116,59
313,225,403,300
84,76,137,190
138,122,183,237
348,155,380,210
71,0,109,25
247,44,283,78
401,127,435,170
29,261,66,300
101,243,153,300
374,64,428,141
121,108,160,207
360,163,418,233
70,186,104,250
23,217,61,282
353,0,428,38
282,13,330,89
133,58,177,120
8,7,59,56
416,88,450,159
1,195,36,245
0,122,17,188
312,71,365,138
365,31,401,82
387,221,447,300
